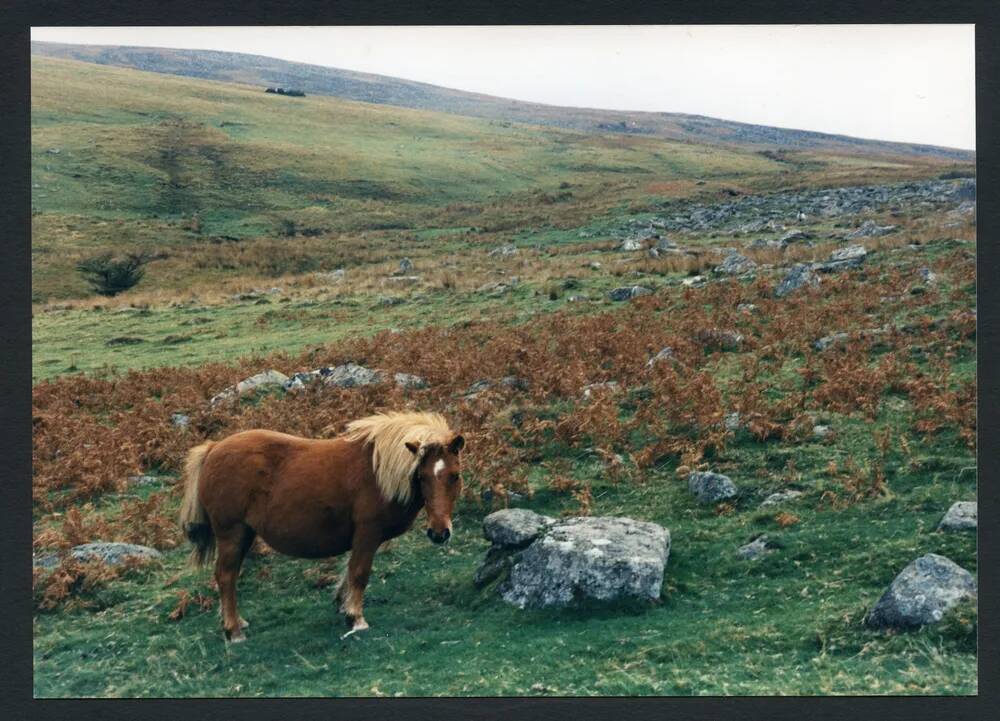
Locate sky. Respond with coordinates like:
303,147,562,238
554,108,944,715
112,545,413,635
31,25,976,150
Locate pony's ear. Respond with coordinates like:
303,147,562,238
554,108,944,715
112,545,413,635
405,441,421,456
448,434,465,454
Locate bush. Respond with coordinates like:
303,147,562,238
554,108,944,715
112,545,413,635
75,252,150,297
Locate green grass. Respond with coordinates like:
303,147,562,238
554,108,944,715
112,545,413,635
33,411,976,697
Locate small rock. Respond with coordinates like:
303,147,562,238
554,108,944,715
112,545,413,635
813,332,850,351
780,229,812,243
865,554,976,629
713,253,757,276
736,303,758,313
71,542,163,567
619,237,644,251
845,219,897,239
775,263,820,298
171,413,190,428
917,267,938,284
680,275,706,288
608,286,652,302
394,372,428,390
128,475,159,487
582,381,620,399
323,363,383,388
737,536,772,560
646,347,675,368
687,471,738,504
724,412,743,432
488,244,518,258
211,370,289,404
398,257,414,273
483,509,556,548
760,490,802,508
694,328,744,351
813,424,833,439
317,269,345,284
938,501,976,531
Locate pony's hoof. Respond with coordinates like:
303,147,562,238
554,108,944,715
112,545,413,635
226,629,247,643
340,619,369,640
239,617,250,630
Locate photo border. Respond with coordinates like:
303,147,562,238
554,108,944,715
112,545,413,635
4,1,996,719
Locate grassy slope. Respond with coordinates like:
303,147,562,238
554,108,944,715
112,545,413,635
32,57,977,697
31,56,965,302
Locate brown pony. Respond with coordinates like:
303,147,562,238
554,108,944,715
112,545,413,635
178,411,465,642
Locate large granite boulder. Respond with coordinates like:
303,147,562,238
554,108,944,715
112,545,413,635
865,553,977,629
494,516,670,609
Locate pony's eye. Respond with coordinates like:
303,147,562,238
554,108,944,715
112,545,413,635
449,473,461,484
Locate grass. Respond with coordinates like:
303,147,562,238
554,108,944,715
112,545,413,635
33,408,976,697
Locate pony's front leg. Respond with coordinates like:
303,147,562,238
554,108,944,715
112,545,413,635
339,533,379,639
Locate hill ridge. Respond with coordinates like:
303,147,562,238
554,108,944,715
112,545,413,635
31,40,973,161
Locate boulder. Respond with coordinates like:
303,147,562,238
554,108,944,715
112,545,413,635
618,237,644,252
865,554,976,629
496,516,670,609
687,471,738,504
775,263,820,298
394,372,428,390
210,370,289,404
938,501,977,531
608,286,652,301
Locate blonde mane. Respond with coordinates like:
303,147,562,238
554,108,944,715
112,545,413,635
342,411,454,503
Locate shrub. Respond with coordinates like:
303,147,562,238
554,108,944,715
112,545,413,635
75,252,150,297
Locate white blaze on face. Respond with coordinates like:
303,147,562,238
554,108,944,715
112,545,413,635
433,459,446,479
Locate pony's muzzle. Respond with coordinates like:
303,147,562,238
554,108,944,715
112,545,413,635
427,527,451,544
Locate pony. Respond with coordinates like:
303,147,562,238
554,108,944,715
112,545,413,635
178,411,465,642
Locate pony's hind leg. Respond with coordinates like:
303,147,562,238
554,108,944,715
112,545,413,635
214,523,254,642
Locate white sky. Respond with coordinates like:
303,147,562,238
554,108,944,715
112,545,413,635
32,25,976,150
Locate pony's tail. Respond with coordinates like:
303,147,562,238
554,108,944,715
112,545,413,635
179,441,216,567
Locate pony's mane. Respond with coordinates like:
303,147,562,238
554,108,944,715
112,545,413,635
342,411,453,503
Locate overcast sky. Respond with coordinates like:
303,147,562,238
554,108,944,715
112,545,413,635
32,25,976,150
